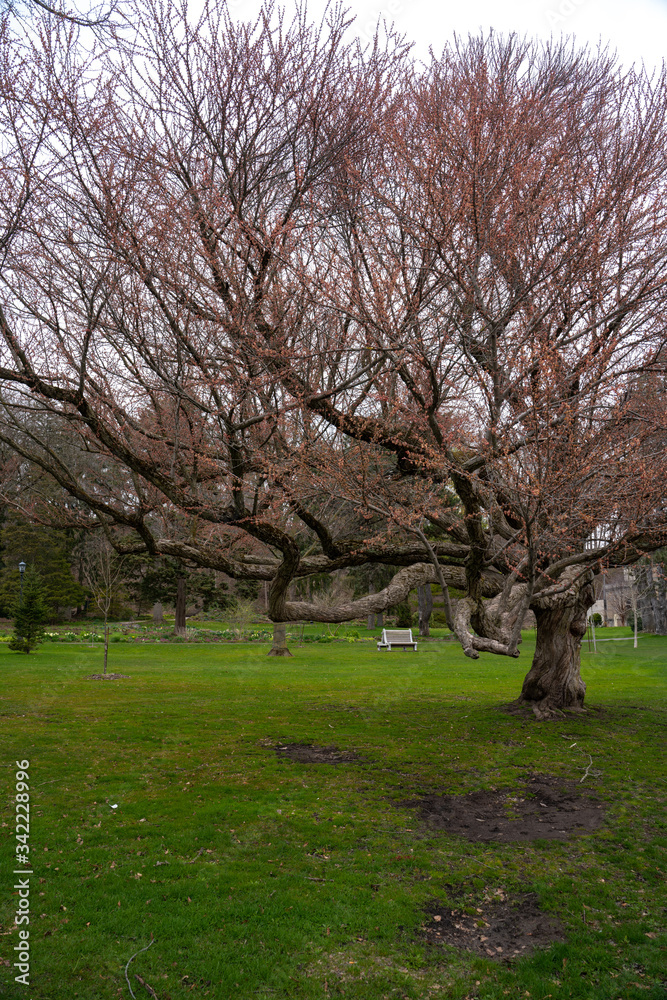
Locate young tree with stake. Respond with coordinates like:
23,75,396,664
80,537,125,675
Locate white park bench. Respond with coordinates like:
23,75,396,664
377,628,418,651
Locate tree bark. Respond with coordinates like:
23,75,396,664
267,622,292,656
637,565,654,632
175,577,187,637
367,583,375,630
655,595,667,634
417,583,433,637
519,576,595,718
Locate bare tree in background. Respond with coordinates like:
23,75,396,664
605,574,631,627
636,557,667,634
80,538,125,675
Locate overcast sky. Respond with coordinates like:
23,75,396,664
222,0,667,73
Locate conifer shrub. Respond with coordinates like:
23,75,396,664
8,568,49,653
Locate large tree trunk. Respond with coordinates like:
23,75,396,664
417,584,433,637
268,622,292,656
175,577,187,637
519,575,595,719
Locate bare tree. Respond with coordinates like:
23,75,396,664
0,6,666,717
636,555,667,634
80,537,125,674
604,570,632,626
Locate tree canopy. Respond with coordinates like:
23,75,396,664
0,2,666,713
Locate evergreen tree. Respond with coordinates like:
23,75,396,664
9,567,49,653
393,602,414,628
128,556,234,612
235,578,260,602
0,515,87,617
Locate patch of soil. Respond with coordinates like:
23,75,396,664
87,673,130,680
401,774,604,841
274,743,359,764
421,890,565,960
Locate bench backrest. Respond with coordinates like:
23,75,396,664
382,629,414,642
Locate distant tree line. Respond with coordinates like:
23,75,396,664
0,511,251,621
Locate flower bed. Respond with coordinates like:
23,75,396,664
3,623,382,644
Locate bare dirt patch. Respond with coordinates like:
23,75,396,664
421,890,565,960
87,673,130,680
274,743,359,764
401,774,604,841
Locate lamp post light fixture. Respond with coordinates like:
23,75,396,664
18,561,26,602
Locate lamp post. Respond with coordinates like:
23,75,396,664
17,561,26,643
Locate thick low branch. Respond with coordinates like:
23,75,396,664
276,563,435,622
270,562,502,623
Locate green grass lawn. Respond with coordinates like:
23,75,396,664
1,633,665,1000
